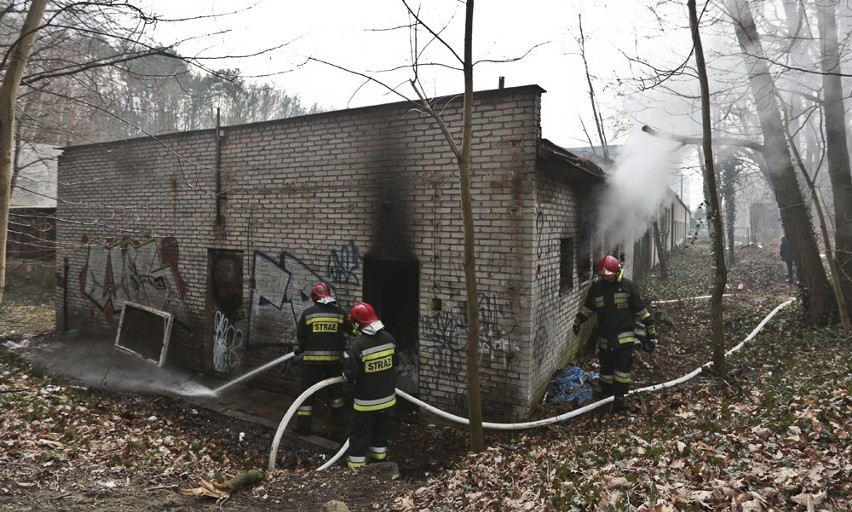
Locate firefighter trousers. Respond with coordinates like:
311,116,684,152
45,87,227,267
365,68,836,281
347,409,391,468
598,345,634,398
297,363,344,431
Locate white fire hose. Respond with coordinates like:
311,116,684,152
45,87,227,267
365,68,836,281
268,297,795,471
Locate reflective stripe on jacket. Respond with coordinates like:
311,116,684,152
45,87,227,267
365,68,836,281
576,272,656,350
296,303,350,364
343,330,397,412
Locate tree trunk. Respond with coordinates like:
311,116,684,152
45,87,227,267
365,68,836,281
689,3,728,372
689,0,727,377
0,0,50,307
651,220,668,279
459,0,484,453
817,0,852,329
727,0,835,325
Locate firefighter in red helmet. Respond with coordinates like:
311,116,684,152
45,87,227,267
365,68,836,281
573,255,658,411
342,302,397,468
294,282,351,435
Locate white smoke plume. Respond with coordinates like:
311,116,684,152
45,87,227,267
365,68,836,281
595,130,686,250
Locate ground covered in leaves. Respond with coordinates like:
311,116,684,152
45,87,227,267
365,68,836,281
2,245,850,511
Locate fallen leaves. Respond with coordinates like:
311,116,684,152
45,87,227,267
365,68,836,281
390,246,851,511
3,245,851,511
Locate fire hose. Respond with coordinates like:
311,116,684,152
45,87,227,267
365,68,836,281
268,297,795,472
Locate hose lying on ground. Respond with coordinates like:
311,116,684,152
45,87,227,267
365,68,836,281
268,297,795,471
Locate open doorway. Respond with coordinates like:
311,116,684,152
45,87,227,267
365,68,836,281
362,256,419,396
207,249,244,375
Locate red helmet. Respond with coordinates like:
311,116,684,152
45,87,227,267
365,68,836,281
310,282,333,302
349,302,379,327
597,255,620,277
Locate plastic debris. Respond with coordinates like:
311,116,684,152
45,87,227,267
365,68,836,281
545,366,599,406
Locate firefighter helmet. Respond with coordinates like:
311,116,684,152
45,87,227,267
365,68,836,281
310,282,333,303
597,255,620,277
349,302,379,327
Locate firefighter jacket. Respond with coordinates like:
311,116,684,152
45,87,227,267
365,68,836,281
342,329,397,412
575,270,656,351
296,302,350,364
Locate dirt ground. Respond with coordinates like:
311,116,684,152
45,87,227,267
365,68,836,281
0,247,809,511
0,333,473,511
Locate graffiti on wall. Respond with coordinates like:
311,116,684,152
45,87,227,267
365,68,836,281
533,264,560,366
213,310,242,373
534,302,554,367
420,294,518,382
478,294,519,368
326,240,361,285
420,311,466,383
210,251,245,374
247,241,362,348
80,235,190,327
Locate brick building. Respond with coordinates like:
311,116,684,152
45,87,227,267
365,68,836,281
55,85,618,421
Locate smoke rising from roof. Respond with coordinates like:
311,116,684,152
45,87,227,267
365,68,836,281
595,131,685,251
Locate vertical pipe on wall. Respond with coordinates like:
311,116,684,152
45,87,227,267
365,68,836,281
215,108,223,227
62,256,68,332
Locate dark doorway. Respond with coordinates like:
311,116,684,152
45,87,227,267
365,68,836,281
363,256,419,395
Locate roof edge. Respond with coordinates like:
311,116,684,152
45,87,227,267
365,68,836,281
60,85,547,152
538,139,606,181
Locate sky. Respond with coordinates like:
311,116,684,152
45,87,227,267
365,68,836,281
141,0,704,209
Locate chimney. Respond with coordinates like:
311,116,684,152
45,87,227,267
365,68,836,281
498,76,505,89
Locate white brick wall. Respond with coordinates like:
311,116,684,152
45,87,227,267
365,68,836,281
55,85,590,421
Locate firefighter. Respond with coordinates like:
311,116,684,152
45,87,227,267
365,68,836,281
573,255,657,411
342,302,397,468
294,282,351,435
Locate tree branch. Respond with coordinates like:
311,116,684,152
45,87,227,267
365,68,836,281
641,124,764,153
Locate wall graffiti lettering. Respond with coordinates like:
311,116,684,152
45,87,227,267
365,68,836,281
213,310,242,373
420,294,518,377
80,235,190,327
533,263,560,367
326,240,361,285
247,241,361,348
533,303,553,366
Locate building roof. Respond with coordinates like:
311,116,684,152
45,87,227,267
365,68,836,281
537,139,606,183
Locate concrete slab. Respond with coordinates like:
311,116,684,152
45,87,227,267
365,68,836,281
4,333,347,450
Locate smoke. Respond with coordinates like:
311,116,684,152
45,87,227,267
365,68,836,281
595,130,686,250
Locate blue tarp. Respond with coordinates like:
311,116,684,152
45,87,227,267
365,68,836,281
545,365,598,406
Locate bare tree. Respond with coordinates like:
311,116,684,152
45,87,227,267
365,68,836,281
310,0,489,452
577,14,609,162
689,0,727,377
718,153,742,262
651,219,669,279
0,0,48,306
725,0,834,325
405,0,484,453
816,0,852,329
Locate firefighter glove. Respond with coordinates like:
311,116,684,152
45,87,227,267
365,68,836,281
642,337,657,353
572,322,581,336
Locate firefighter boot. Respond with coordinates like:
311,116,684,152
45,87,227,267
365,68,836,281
598,381,614,401
295,416,311,436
